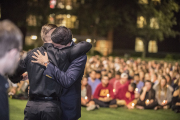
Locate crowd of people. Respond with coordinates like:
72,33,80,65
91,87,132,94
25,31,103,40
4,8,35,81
8,54,180,113
80,55,180,113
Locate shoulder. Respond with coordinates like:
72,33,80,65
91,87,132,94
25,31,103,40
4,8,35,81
173,90,179,97
72,55,87,63
108,83,113,87
97,83,102,88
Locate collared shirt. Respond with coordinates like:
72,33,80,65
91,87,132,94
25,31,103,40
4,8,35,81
88,77,101,95
0,74,9,120
134,80,144,93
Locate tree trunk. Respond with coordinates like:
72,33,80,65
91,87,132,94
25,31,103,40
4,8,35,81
142,40,149,58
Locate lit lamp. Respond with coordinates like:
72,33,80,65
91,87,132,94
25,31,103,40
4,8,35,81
113,89,115,93
107,94,110,98
31,35,37,40
132,103,135,107
163,100,167,104
135,88,138,93
72,38,77,42
85,96,88,100
86,39,91,43
145,99,149,104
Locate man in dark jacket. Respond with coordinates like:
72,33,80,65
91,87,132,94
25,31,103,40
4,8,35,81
32,26,91,120
0,20,22,120
9,25,91,120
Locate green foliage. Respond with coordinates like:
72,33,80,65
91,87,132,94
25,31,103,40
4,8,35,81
137,0,179,41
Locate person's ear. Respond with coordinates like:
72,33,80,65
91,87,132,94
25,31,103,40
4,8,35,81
8,49,19,58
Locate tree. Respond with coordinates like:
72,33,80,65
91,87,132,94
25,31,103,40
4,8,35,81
136,0,179,58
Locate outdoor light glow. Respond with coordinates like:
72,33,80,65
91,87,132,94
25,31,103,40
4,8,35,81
66,5,72,10
72,38,77,42
67,14,71,18
86,39,91,43
31,35,37,40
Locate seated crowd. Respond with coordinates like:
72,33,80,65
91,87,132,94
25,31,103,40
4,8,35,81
80,56,180,113
7,54,180,113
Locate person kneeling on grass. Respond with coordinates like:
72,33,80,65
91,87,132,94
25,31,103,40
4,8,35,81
136,80,157,109
172,78,180,113
81,76,98,111
116,83,137,109
93,75,117,108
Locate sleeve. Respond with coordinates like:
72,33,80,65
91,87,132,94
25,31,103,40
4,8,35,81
8,59,27,83
109,85,115,99
70,41,92,62
87,85,92,101
167,87,172,103
43,55,87,88
93,84,100,99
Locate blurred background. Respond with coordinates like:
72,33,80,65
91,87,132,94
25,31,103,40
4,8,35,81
1,0,180,59
2,1,180,120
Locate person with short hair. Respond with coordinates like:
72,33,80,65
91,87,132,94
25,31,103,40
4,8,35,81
116,83,136,107
134,74,144,93
109,71,121,87
9,25,92,120
0,20,22,120
88,70,101,95
93,75,117,108
136,80,157,109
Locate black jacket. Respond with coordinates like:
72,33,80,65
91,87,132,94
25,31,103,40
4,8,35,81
9,41,92,98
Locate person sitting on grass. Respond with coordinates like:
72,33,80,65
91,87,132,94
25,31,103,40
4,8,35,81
172,78,180,113
136,80,156,109
153,76,173,110
109,71,121,87
88,70,101,95
93,75,117,108
134,74,144,93
114,73,130,95
116,83,136,109
81,76,97,111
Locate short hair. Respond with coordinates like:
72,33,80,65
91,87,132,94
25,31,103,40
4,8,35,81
0,20,22,58
102,74,109,79
41,24,57,42
130,83,136,90
116,71,121,75
145,80,152,84
95,70,101,74
82,75,88,80
134,74,139,77
51,26,72,45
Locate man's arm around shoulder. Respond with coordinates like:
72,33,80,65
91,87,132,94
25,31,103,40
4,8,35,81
44,55,87,88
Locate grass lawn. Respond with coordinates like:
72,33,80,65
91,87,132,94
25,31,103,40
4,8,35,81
9,99,180,120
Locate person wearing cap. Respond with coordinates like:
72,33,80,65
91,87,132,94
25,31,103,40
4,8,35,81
113,73,130,95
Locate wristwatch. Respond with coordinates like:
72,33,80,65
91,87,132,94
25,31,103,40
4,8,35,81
44,61,50,67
